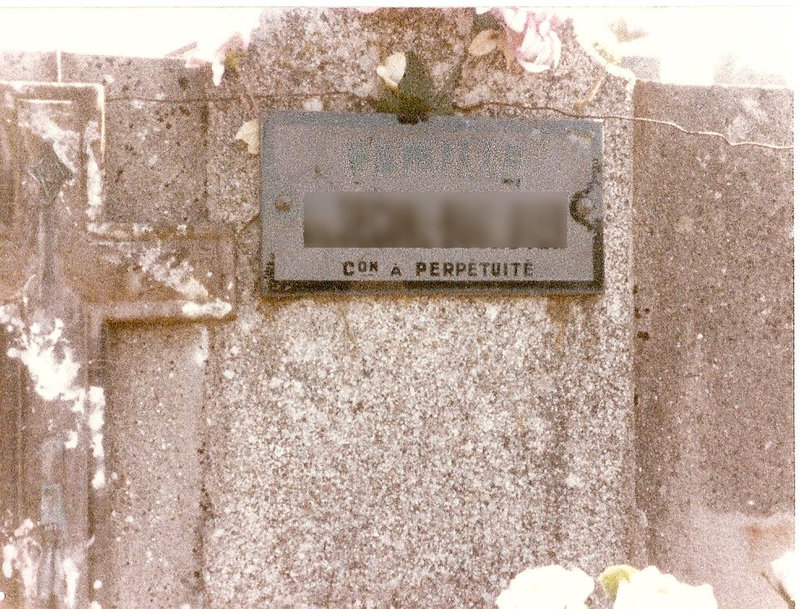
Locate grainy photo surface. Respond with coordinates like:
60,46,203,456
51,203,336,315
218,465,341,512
0,6,794,609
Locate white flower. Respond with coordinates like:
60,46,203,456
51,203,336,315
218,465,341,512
613,566,717,609
771,550,797,601
376,52,407,89
496,565,595,609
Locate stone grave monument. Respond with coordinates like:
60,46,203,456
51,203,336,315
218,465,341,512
0,7,793,609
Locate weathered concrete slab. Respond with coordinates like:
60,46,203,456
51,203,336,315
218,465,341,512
94,324,208,609
633,81,794,609
0,78,233,609
203,8,636,607
61,54,211,224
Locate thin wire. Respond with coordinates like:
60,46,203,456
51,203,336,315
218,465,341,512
460,101,794,151
104,91,794,151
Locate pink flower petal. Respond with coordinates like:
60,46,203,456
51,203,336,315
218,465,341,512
489,8,563,73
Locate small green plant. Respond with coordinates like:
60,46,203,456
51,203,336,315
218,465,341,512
369,50,463,124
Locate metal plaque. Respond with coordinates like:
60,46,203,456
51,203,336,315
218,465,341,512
260,111,603,296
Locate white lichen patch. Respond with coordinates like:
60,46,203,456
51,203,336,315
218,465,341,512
84,120,104,221
1,541,16,579
1,306,107,486
771,550,797,602
111,242,210,300
63,430,79,450
91,470,106,491
302,97,324,111
87,222,154,238
88,386,106,490
86,222,110,235
181,299,233,319
17,103,80,176
194,326,210,366
139,247,209,300
5,318,82,403
131,224,155,237
234,119,260,155
1,519,38,596
0,303,23,333
62,556,80,609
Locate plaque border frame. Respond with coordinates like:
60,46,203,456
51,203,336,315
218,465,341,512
260,111,604,297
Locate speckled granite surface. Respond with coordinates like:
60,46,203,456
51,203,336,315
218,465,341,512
202,8,635,607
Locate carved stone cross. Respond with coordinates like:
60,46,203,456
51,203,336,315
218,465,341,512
0,81,234,609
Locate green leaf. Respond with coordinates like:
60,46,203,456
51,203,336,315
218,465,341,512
396,51,436,103
370,50,464,124
599,564,640,601
432,54,464,114
368,92,401,115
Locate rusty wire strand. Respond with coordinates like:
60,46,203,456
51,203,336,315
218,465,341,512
460,100,794,151
105,91,794,151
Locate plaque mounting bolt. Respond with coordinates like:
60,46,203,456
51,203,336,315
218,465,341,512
275,197,291,211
